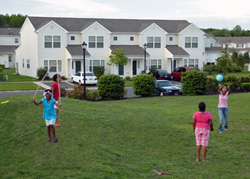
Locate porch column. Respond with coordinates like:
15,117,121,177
130,58,133,78
171,57,174,72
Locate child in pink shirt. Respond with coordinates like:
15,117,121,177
193,102,214,162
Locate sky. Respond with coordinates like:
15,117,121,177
1,0,250,29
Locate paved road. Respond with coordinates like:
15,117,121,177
0,80,181,98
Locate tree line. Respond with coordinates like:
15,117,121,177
203,25,250,37
0,14,26,28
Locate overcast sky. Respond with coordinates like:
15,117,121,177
1,0,250,29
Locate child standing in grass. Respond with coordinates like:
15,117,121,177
193,102,214,162
51,74,62,127
32,89,61,143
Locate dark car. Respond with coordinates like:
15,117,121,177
148,69,171,80
171,67,199,81
155,80,182,96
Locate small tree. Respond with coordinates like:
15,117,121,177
216,47,233,76
107,49,128,66
235,54,246,68
243,52,250,63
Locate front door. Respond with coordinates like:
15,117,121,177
118,64,124,76
174,60,176,70
133,61,137,75
75,61,81,73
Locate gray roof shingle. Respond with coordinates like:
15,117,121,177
205,47,223,52
0,45,19,53
110,45,149,56
28,16,190,33
216,37,250,44
66,45,90,56
0,28,20,35
165,45,189,56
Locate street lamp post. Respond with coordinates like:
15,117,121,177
82,41,87,100
143,43,147,73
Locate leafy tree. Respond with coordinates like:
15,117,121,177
243,52,250,63
216,47,233,76
235,54,246,68
231,50,238,61
0,14,26,27
107,49,128,66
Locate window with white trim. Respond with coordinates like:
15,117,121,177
147,37,161,48
89,59,105,72
8,55,12,62
15,38,19,43
150,59,162,69
130,36,134,41
185,37,198,48
22,59,24,68
71,36,75,41
237,44,244,48
113,36,118,41
27,59,30,68
183,58,199,67
44,35,61,48
169,37,173,41
44,60,62,72
88,36,104,48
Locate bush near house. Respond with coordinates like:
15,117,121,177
206,76,219,93
98,74,125,100
36,67,48,80
132,74,155,97
182,69,207,95
241,83,250,92
93,66,105,79
86,89,100,101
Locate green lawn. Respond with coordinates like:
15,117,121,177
1,94,250,178
1,68,36,82
0,82,44,91
125,80,133,87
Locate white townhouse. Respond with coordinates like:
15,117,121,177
16,16,206,78
204,33,222,65
0,28,20,68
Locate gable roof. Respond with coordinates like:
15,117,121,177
28,16,190,33
0,45,19,53
216,37,250,44
0,28,20,35
166,45,189,56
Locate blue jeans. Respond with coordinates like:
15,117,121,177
218,108,229,132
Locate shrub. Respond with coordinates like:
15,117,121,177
241,83,250,92
93,66,105,79
0,64,5,68
36,67,49,80
206,76,219,93
67,86,83,99
133,74,155,97
86,89,100,101
182,69,207,95
98,74,125,100
225,75,241,90
125,76,131,81
61,76,67,80
223,82,236,92
60,87,67,97
203,65,217,71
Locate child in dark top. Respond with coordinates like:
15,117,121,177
32,89,61,143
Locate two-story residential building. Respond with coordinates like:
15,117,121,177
16,16,206,78
0,28,20,68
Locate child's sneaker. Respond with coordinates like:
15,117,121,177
53,138,58,143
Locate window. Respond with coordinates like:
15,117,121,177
89,59,105,72
44,35,61,48
184,59,199,67
185,37,198,48
22,59,24,68
147,37,161,48
15,38,19,43
88,36,104,48
8,55,12,62
237,44,244,48
113,36,118,41
150,59,162,69
27,59,30,68
71,36,75,41
130,37,134,41
169,37,173,41
44,60,62,72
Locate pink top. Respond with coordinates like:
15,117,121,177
193,111,212,130
218,91,229,108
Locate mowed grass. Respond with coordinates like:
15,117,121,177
0,82,43,91
0,94,250,178
1,68,35,82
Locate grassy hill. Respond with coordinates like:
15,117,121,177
1,94,250,178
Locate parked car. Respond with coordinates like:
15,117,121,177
171,67,199,81
155,80,182,96
71,71,98,85
148,69,171,80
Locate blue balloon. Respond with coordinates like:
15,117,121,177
216,74,223,82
